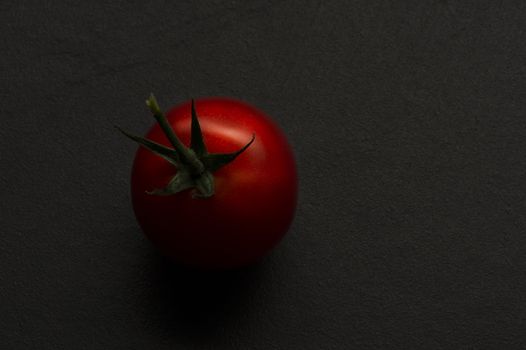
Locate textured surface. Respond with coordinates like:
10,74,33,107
2,0,526,349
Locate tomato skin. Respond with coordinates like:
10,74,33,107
130,97,297,269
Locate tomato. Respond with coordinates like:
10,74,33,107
122,96,297,269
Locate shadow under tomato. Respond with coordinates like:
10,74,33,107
138,244,269,342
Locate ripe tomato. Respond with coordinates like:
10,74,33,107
126,96,297,269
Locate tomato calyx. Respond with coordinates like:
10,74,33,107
117,94,255,198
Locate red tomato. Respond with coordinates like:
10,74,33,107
129,97,297,269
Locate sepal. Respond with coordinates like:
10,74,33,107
147,169,194,196
116,126,180,166
200,134,255,172
190,99,207,157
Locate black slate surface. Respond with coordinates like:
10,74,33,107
2,1,526,349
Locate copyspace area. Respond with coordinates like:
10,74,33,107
1,1,526,349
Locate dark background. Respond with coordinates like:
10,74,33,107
2,1,526,349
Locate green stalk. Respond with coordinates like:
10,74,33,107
146,94,204,175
